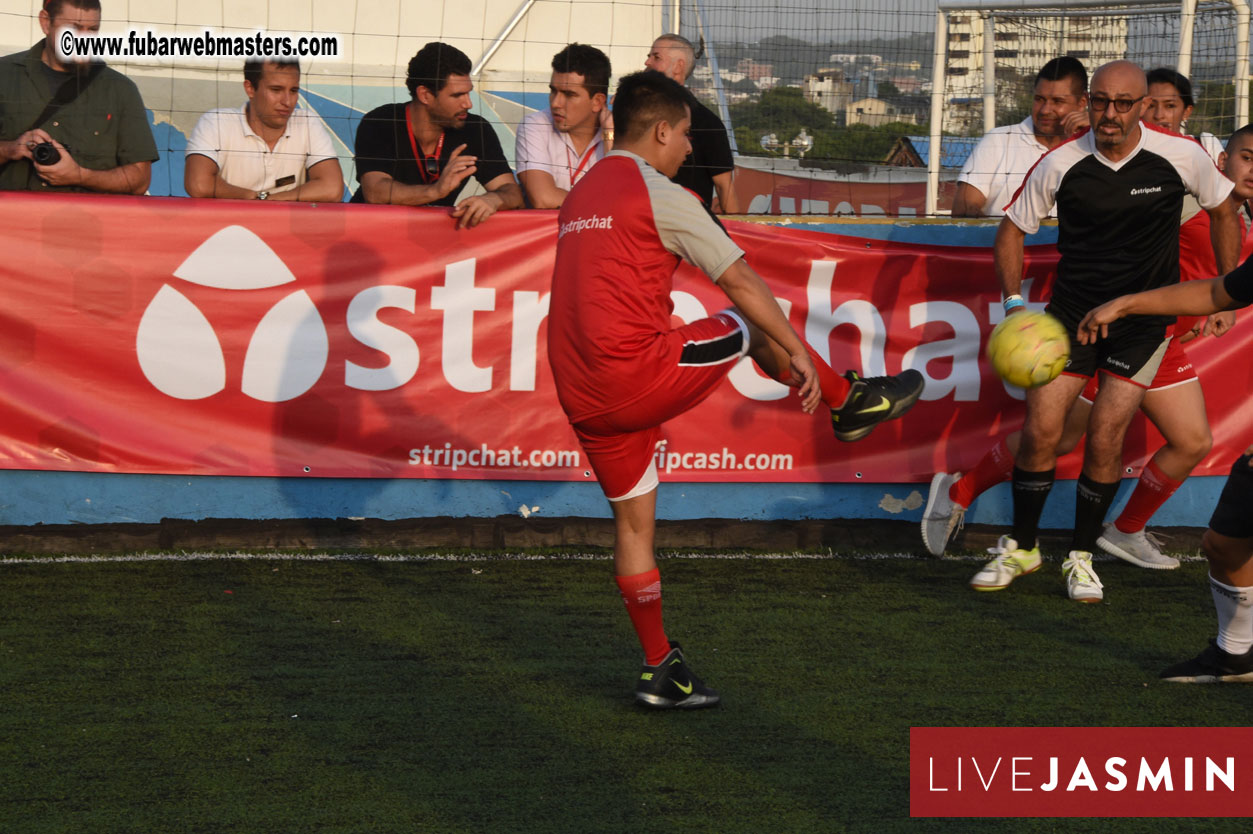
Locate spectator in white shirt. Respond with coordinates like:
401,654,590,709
515,43,611,208
952,57,1089,217
186,59,343,202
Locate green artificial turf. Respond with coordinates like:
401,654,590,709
0,553,1242,833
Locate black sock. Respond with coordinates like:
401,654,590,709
1074,473,1121,553
1011,466,1055,550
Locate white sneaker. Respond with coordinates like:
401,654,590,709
970,535,1041,591
921,472,966,556
1096,523,1179,570
1062,551,1104,603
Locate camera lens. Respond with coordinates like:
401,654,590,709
32,142,61,166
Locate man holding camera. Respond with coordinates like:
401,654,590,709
0,0,157,194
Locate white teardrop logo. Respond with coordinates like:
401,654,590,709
241,290,329,402
136,284,227,400
173,225,296,289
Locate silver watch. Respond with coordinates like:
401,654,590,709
256,190,270,200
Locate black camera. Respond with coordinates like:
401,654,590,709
31,142,61,166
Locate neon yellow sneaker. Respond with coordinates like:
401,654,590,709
634,642,720,709
970,535,1041,591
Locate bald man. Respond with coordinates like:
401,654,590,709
968,60,1240,604
644,34,738,213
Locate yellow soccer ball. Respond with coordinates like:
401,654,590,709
986,310,1070,389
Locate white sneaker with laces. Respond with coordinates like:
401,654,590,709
1062,550,1104,603
1096,523,1179,570
970,535,1041,591
921,471,966,556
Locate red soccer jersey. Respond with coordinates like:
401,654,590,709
547,151,743,424
1176,206,1252,335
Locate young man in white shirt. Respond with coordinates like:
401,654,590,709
951,56,1089,217
515,43,611,208
186,59,343,202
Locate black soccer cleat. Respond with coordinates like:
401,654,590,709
1159,639,1253,683
830,369,925,442
634,641,720,709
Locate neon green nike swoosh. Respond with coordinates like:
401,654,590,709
856,398,890,415
673,679,693,695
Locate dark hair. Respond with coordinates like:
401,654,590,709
1227,123,1253,151
44,0,100,20
244,58,300,89
1036,56,1087,97
551,43,612,100
1146,67,1195,108
612,70,690,142
406,42,472,99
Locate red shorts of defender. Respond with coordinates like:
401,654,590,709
571,312,748,501
1079,337,1196,401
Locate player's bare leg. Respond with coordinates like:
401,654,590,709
610,490,657,578
609,490,720,708
1161,526,1253,682
924,398,1090,556
970,375,1087,594
1100,381,1210,568
1140,381,1212,480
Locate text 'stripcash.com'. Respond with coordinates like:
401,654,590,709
910,727,1253,818
56,27,343,64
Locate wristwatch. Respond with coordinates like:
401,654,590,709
256,190,270,200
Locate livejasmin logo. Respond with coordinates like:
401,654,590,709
927,754,1235,793
910,727,1253,818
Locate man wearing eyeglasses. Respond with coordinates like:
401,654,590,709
951,56,1089,217
352,41,523,229
972,60,1240,604
515,43,611,209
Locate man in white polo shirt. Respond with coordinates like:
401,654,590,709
515,43,611,208
185,59,343,202
951,56,1089,217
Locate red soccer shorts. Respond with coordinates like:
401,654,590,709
572,312,748,501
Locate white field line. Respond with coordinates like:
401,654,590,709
0,550,1207,566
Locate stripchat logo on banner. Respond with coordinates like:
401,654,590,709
910,727,1253,818
136,225,328,403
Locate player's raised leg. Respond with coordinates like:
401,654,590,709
733,303,925,443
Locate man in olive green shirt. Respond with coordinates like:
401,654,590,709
0,0,157,194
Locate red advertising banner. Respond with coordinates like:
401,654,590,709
911,726,1253,817
0,192,1250,482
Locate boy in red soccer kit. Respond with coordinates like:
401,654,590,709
547,71,924,708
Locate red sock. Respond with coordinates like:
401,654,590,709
616,568,670,666
1115,458,1185,534
950,437,1015,508
764,345,851,407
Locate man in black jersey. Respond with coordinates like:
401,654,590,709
1079,224,1253,680
352,42,523,228
971,60,1240,603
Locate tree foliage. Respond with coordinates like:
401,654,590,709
730,87,926,165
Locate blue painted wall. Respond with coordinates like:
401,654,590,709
0,221,1222,530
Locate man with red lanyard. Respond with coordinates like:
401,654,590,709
352,42,522,228
516,43,612,208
